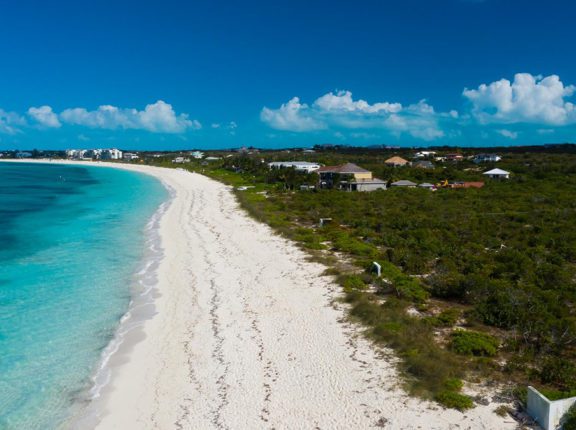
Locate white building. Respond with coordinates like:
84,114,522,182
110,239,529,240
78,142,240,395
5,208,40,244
268,161,322,173
66,148,122,160
414,151,436,158
474,153,502,164
172,157,190,163
101,148,123,160
483,168,510,179
123,152,139,161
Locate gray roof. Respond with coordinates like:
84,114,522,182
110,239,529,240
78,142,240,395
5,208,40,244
317,163,371,174
269,161,320,167
391,180,417,187
418,182,435,188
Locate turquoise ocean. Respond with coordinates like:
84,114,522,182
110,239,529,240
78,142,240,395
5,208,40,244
0,162,167,429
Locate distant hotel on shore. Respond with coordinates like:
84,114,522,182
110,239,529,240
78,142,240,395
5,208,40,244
65,148,139,161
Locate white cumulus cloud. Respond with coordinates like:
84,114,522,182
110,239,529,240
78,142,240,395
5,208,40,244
0,109,26,134
27,105,61,128
463,73,576,125
497,129,518,139
261,92,445,140
260,97,326,132
313,90,402,113
60,100,200,133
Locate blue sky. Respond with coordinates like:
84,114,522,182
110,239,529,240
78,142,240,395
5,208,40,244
1,0,576,150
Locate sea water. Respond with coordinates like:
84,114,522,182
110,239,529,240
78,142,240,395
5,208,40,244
0,162,167,429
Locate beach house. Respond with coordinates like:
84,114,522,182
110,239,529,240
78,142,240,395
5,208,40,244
385,156,410,167
414,160,434,169
473,153,502,164
414,151,436,158
172,156,190,163
390,180,417,188
483,168,510,180
445,153,464,162
123,152,139,161
317,163,386,192
268,161,322,173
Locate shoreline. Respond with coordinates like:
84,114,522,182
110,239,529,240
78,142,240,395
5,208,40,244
69,185,173,429
3,160,518,429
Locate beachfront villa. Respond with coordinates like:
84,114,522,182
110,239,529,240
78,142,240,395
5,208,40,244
483,168,510,179
268,161,322,173
317,163,387,192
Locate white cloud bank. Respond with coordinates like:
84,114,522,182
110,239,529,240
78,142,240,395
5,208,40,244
0,109,26,134
497,129,518,139
261,97,327,132
28,106,61,128
261,91,445,140
60,100,200,133
463,73,576,125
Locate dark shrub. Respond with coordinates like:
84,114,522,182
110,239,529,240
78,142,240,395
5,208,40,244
435,391,474,411
450,330,499,357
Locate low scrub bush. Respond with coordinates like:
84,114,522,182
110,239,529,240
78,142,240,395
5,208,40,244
540,357,576,390
339,274,367,293
450,330,499,357
350,297,383,326
379,262,429,303
564,404,576,430
494,405,512,417
434,309,461,327
443,378,464,391
435,391,474,411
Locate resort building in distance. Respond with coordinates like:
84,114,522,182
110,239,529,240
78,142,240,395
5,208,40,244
66,148,123,160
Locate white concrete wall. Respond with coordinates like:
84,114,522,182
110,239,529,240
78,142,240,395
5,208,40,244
527,386,576,429
527,387,551,429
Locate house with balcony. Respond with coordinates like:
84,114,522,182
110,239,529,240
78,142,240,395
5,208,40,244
317,163,386,192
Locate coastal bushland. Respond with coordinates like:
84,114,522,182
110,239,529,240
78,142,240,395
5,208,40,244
148,145,576,409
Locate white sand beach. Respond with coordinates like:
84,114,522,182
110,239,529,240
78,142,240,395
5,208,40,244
11,161,519,429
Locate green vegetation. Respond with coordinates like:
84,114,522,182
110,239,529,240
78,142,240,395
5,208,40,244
494,405,512,417
450,330,499,357
431,308,461,327
563,404,576,430
434,390,474,411
143,145,576,410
